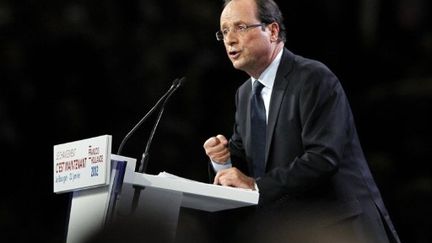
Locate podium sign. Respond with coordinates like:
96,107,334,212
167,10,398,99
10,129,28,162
54,135,112,193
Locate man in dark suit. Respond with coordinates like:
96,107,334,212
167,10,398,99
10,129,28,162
203,0,400,242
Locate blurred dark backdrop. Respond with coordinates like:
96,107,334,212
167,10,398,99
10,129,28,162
0,0,431,242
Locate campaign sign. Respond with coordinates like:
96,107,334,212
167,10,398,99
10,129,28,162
54,135,112,193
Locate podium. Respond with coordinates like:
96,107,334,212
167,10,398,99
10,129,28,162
65,154,259,243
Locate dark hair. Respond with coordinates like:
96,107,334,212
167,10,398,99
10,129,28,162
224,0,286,43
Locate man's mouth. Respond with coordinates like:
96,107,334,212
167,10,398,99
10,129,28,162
229,50,240,59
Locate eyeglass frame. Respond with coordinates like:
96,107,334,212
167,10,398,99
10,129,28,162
215,23,266,41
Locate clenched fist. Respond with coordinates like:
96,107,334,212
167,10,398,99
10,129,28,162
203,134,230,164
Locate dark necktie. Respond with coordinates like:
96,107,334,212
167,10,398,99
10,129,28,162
250,81,266,178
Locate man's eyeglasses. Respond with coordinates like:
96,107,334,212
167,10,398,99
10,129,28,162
216,23,265,41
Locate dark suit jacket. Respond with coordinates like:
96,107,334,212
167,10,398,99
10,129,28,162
218,48,400,243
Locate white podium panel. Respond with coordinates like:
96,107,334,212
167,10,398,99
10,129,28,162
66,155,136,243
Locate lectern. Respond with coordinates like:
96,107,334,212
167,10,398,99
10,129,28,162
63,150,259,243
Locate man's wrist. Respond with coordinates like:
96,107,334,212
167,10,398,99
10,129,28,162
211,159,227,165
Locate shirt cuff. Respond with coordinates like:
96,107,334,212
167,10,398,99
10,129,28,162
211,159,232,172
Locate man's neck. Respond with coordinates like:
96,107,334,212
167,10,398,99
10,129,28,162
249,43,284,79
248,43,284,79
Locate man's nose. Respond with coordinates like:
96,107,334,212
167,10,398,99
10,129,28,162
224,30,238,45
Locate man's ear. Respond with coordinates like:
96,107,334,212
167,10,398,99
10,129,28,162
269,22,280,42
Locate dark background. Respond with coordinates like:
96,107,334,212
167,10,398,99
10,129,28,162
1,0,431,242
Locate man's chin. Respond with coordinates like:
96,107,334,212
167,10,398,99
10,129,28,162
232,60,245,71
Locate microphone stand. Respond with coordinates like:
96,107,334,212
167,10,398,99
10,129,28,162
138,79,182,173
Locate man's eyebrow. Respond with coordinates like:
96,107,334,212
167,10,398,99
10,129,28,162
221,21,246,28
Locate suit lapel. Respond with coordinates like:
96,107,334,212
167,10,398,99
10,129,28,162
265,48,295,165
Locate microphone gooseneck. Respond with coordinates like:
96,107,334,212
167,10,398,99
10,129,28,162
116,77,185,156
137,77,185,173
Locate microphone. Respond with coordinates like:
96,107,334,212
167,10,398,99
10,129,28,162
114,77,184,221
137,77,185,173
116,77,185,156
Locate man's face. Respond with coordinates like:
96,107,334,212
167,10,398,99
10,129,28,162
220,0,273,77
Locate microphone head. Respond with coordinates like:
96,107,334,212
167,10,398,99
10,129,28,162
175,77,186,88
170,78,179,88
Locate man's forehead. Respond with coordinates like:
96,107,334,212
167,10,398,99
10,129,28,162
220,0,258,26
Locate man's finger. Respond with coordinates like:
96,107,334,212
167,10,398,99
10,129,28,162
213,172,220,185
216,135,227,145
204,136,218,148
213,169,227,185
